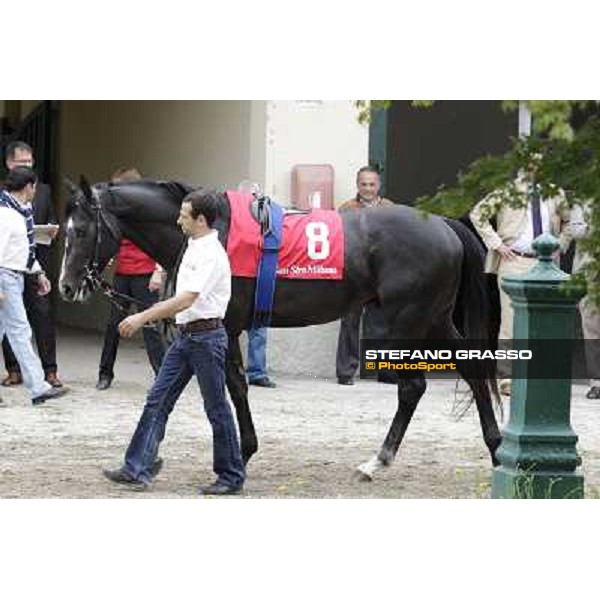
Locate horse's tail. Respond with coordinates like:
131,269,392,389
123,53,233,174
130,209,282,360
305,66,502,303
443,218,501,404
457,214,501,347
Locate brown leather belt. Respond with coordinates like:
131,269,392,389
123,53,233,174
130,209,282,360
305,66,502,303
511,250,536,258
177,318,222,333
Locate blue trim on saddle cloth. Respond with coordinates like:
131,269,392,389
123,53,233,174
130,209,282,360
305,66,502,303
253,201,284,328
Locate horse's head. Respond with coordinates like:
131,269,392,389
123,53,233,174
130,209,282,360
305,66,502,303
59,175,122,302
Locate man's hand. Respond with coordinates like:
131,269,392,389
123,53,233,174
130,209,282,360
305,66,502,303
37,273,52,296
496,244,517,261
0,292,5,306
148,269,166,293
119,313,147,338
48,224,60,240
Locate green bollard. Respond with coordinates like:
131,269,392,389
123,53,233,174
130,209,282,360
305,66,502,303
491,233,586,499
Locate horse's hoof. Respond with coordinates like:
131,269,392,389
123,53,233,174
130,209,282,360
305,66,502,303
353,468,373,482
354,454,386,482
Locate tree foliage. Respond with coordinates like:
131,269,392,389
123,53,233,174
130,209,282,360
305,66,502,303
355,100,433,124
402,101,600,302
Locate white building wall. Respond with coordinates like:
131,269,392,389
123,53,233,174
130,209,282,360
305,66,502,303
264,100,369,205
253,100,369,377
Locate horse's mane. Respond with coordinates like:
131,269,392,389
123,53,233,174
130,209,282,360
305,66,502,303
102,179,197,203
120,181,230,221
154,180,197,201
68,179,213,219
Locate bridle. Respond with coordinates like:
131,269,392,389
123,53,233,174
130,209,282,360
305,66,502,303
68,183,179,338
83,193,118,292
79,188,154,317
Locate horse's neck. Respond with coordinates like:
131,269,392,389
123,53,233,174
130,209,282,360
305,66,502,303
119,221,184,270
107,190,184,270
107,186,230,270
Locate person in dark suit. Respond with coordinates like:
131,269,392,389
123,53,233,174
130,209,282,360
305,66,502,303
1,141,62,388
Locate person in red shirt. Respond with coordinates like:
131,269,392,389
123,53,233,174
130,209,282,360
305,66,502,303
96,168,167,390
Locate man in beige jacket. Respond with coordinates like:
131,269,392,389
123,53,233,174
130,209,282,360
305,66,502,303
470,169,571,396
571,202,600,398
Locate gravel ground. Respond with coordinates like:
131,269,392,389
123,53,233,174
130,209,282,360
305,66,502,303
1,328,599,499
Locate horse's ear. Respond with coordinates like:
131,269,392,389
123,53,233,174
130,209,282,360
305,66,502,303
64,177,78,195
79,175,93,203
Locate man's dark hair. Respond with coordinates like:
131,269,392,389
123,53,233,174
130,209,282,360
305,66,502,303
183,189,219,227
110,166,142,183
357,165,380,178
4,166,38,191
5,140,34,161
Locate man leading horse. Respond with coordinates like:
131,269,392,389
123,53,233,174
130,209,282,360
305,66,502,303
60,175,501,485
102,189,245,494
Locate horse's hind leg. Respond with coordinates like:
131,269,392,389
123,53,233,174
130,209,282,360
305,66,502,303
225,334,258,464
467,376,502,466
437,320,502,466
455,363,502,466
356,374,427,481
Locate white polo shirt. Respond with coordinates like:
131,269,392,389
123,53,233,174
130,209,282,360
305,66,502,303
0,205,41,273
175,230,231,325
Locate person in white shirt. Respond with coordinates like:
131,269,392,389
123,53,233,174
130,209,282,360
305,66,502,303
103,189,245,494
0,167,68,406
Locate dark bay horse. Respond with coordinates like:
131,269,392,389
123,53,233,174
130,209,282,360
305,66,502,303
59,177,501,480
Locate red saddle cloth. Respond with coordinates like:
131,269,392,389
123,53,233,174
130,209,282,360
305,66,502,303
225,191,344,280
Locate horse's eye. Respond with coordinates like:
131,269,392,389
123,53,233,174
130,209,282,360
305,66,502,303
75,229,87,239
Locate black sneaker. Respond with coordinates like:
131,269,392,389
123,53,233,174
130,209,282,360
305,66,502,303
102,467,150,491
586,386,600,399
102,458,163,491
199,481,243,496
337,377,354,386
96,376,113,391
32,387,69,406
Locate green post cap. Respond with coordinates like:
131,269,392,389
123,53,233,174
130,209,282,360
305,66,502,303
532,232,560,262
525,233,568,282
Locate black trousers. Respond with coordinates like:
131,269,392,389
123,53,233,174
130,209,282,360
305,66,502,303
336,301,388,380
99,273,167,379
3,273,57,375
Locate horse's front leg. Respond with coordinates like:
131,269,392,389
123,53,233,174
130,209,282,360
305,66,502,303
225,333,258,464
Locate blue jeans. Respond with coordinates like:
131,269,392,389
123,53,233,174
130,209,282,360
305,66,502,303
0,268,52,399
123,327,245,487
247,327,268,382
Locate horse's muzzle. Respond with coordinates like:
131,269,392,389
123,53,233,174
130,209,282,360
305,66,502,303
59,281,76,301
60,281,90,302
